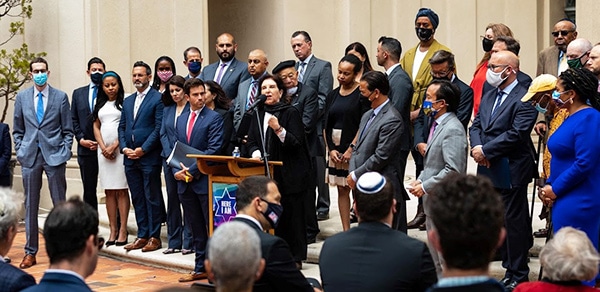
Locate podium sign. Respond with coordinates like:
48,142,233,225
213,183,237,228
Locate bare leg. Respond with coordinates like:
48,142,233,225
105,190,118,241
338,186,351,231
117,189,130,242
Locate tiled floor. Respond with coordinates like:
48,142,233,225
6,223,208,291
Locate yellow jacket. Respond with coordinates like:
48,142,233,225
400,39,451,111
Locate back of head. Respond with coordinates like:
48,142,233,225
540,226,600,282
0,188,23,242
208,221,262,290
428,173,504,270
44,197,99,265
354,172,394,222
495,36,521,56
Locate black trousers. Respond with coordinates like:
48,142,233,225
77,154,98,210
276,191,307,262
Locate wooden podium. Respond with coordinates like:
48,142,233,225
188,154,282,235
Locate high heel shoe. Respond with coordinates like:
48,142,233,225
115,232,129,246
105,240,116,247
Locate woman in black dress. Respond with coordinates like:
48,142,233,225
204,80,234,155
246,74,311,266
325,54,370,230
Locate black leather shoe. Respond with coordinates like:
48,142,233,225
505,280,520,291
407,211,426,229
316,211,329,221
533,228,548,238
500,277,512,286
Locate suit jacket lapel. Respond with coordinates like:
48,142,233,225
489,89,519,125
220,58,237,84
425,113,452,152
303,58,316,80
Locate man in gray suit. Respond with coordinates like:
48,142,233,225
346,71,406,232
409,79,468,275
199,33,250,99
13,57,74,269
233,49,269,132
291,30,333,220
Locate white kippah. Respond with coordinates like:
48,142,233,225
356,172,386,194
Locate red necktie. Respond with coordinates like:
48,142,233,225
187,111,197,143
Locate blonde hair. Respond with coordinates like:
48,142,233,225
540,227,600,281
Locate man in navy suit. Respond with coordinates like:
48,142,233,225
469,50,537,290
175,78,224,282
0,189,36,291
199,33,250,99
290,30,333,221
320,172,436,291
71,57,105,210
23,197,101,292
13,57,74,269
118,61,165,253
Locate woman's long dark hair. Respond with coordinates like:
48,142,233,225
345,42,374,73
151,55,176,91
161,75,186,106
204,80,232,110
93,71,124,120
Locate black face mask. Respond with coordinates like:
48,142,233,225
482,38,494,52
416,28,434,42
261,199,283,229
90,72,103,85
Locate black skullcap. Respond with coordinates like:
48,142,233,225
415,8,439,29
272,60,296,75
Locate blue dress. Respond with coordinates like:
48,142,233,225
548,107,600,250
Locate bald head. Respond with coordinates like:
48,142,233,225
489,51,519,88
493,50,519,69
567,38,592,69
247,49,269,79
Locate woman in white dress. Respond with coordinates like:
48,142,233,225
93,71,129,246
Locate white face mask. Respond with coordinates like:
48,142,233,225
486,67,509,88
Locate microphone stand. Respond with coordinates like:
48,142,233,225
254,107,271,178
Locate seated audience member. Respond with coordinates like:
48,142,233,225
205,221,264,292
426,173,506,291
23,197,102,292
514,227,600,291
233,175,320,292
0,188,36,292
320,172,437,292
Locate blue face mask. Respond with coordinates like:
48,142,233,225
422,100,441,117
552,90,572,107
188,61,201,74
33,72,48,86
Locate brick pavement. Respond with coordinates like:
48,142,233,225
6,223,206,291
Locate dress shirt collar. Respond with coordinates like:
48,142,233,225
500,78,518,96
45,269,86,283
437,276,493,287
218,59,233,67
35,85,50,98
137,86,151,98
236,214,263,231
287,86,298,96
435,112,451,124
373,99,390,116
300,54,313,65
386,63,400,76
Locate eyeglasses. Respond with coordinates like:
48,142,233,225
430,70,450,78
486,64,509,70
551,30,573,37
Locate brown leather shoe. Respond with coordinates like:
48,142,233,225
141,237,162,252
19,254,36,269
178,271,208,282
124,238,148,251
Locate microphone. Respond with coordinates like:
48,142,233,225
247,94,267,111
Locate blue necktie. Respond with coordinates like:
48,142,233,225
36,92,44,124
359,112,376,140
91,85,98,112
491,90,505,116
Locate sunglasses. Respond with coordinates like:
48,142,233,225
551,30,573,37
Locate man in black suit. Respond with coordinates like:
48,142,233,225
375,36,414,227
0,189,36,292
71,57,105,210
272,60,320,244
426,174,507,292
183,46,203,80
320,171,436,292
233,176,318,292
291,31,333,220
199,33,250,99
469,50,537,290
